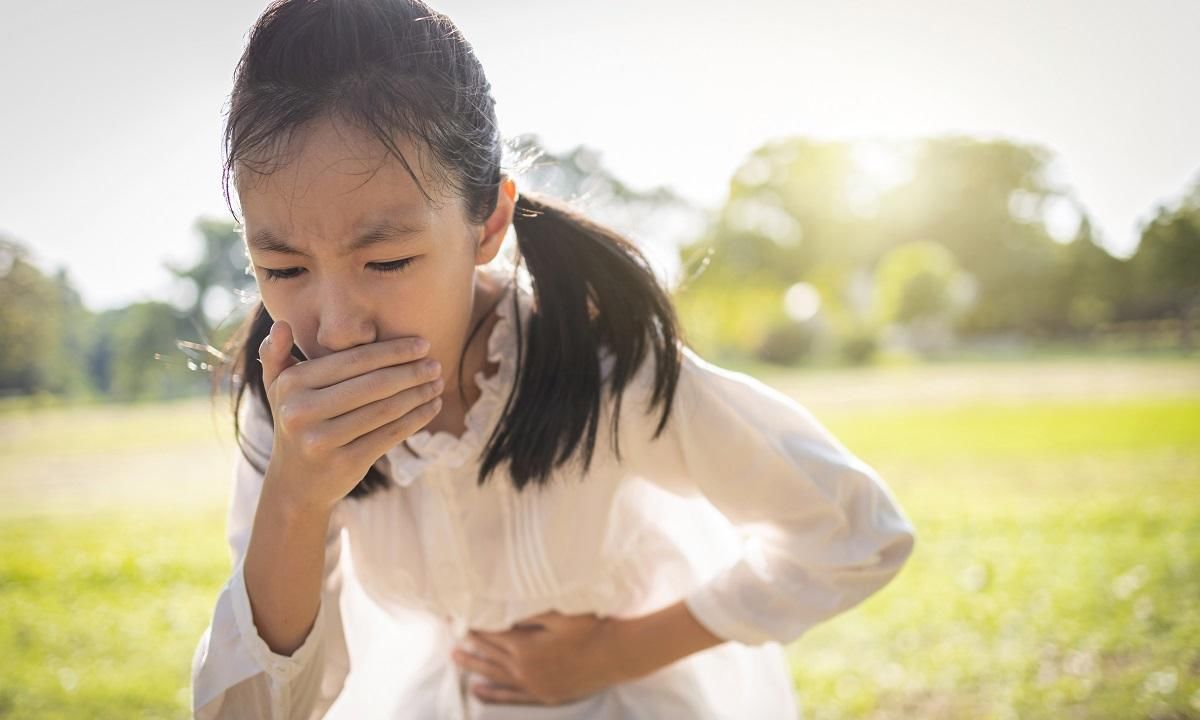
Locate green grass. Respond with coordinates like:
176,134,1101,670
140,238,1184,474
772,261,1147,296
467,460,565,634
0,512,227,719
1,359,1198,718
785,448,1199,719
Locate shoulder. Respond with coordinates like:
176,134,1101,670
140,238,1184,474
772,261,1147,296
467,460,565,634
614,339,756,413
617,340,832,447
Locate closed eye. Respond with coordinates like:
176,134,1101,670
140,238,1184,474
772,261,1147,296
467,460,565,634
370,257,417,274
259,257,418,281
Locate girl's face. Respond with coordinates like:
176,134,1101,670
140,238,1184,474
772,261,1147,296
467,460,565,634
237,114,515,387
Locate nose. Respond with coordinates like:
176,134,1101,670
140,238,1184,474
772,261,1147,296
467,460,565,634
314,281,377,354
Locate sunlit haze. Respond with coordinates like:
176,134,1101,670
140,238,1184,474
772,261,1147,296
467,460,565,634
2,0,1196,309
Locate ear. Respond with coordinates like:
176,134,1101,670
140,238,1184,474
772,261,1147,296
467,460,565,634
474,175,517,266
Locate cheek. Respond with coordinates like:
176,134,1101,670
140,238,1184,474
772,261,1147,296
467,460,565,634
254,284,287,324
375,298,449,353
376,309,434,346
254,285,311,353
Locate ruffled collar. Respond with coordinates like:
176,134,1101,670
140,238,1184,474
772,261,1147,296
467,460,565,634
383,273,530,487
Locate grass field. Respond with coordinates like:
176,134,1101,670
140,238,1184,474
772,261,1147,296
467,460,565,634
1,356,1197,719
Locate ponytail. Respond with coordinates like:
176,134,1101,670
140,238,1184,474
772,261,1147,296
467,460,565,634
475,190,685,492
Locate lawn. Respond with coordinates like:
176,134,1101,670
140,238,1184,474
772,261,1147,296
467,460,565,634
0,356,1197,719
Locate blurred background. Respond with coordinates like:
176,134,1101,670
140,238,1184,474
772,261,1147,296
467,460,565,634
1,1,1197,718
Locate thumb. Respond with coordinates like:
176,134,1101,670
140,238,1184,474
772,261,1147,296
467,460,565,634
259,320,299,391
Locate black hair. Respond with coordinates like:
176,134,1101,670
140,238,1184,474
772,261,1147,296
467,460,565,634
214,0,685,497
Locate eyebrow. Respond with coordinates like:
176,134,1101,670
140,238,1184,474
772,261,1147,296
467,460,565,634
246,218,425,258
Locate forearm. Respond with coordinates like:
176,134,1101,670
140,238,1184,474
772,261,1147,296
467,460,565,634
243,475,334,657
609,598,727,682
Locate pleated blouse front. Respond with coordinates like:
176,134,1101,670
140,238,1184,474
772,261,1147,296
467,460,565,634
190,271,917,720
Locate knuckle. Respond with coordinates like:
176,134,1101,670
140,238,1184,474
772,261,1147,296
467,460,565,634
394,386,424,410
368,398,392,425
277,401,300,431
388,419,411,441
275,366,299,393
393,411,419,434
345,347,370,369
363,372,389,398
402,405,431,430
414,361,438,384
299,430,325,455
408,337,430,356
383,366,408,392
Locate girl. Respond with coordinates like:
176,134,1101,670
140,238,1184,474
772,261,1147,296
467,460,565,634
190,1,916,718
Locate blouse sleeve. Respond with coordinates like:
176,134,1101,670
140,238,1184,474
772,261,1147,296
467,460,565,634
190,389,350,720
624,344,917,646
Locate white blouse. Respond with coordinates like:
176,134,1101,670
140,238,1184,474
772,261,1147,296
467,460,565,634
190,270,916,720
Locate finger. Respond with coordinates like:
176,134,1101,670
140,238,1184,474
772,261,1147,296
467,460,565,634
527,611,598,633
342,394,443,460
321,378,445,447
293,336,431,390
471,624,543,651
466,630,513,659
468,629,522,655
312,356,442,419
471,681,540,706
513,611,561,628
259,320,300,391
452,649,517,687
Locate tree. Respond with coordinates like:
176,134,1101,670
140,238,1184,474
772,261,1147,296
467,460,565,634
1042,215,1127,335
880,136,1074,336
506,133,705,286
676,135,1081,359
0,237,59,395
92,301,203,400
164,217,258,340
1124,175,1200,348
0,236,98,397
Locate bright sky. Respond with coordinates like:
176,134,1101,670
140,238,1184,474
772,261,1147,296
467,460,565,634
3,0,1197,310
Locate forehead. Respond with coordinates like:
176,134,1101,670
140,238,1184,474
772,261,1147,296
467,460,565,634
235,115,450,230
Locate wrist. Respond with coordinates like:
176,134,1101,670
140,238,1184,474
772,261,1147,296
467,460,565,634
604,600,727,684
262,467,338,520
602,615,645,684
260,479,336,533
